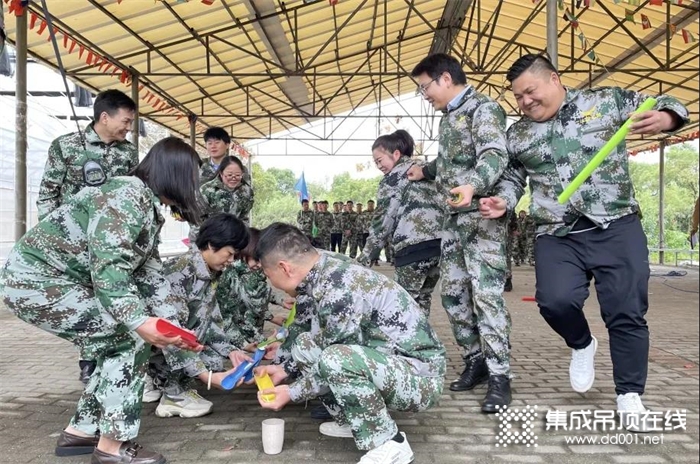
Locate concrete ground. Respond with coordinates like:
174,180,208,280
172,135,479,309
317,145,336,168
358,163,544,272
0,264,697,464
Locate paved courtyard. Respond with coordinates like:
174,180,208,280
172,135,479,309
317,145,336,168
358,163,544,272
0,265,697,464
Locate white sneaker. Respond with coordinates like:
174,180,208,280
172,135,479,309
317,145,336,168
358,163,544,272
155,389,213,418
142,374,162,403
617,393,652,433
358,433,414,464
319,421,354,438
569,336,597,392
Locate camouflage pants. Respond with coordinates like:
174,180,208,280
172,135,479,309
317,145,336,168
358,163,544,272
347,234,362,259
292,333,443,450
318,234,331,251
1,276,148,440
528,233,537,264
506,234,516,279
340,233,350,255
384,243,394,263
440,212,511,376
515,235,528,265
394,256,441,315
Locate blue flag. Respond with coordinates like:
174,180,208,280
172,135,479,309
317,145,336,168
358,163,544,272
294,172,310,204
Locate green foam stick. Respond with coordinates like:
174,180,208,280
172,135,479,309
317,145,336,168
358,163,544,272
557,97,657,204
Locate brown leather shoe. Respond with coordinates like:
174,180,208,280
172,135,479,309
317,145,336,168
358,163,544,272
91,442,166,464
55,430,100,456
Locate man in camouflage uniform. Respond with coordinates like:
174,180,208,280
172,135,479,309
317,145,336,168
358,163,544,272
36,89,139,383
330,202,344,253
146,214,249,418
409,53,512,412
362,200,375,253
340,200,357,256
1,136,203,464
313,200,334,250
480,54,689,420
297,199,314,241
199,127,251,185
255,224,445,464
347,203,365,258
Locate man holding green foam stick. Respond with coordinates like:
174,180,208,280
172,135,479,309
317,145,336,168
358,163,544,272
479,54,689,425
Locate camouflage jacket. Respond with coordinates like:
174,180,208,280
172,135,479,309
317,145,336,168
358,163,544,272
37,123,139,220
287,253,447,402
340,211,358,234
331,211,344,233
200,176,255,222
200,156,252,184
2,176,177,331
497,87,689,236
217,260,283,345
361,157,442,262
297,210,315,235
161,248,236,377
422,85,509,214
354,210,372,234
314,211,334,237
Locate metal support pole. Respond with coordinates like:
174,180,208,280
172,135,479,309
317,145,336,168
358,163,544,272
658,140,665,265
190,118,196,148
546,0,558,69
15,10,28,240
131,72,140,151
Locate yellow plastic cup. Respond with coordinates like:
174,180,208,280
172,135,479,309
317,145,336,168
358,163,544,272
255,372,276,403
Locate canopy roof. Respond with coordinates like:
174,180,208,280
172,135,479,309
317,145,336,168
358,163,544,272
4,0,698,152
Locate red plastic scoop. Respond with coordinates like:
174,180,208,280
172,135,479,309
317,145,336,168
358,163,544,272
155,319,199,347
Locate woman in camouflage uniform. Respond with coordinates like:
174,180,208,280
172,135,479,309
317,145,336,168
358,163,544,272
0,137,203,464
358,130,443,315
146,213,252,419
217,228,292,350
188,155,255,242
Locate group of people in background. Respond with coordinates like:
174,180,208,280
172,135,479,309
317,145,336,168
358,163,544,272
297,198,395,264
0,50,690,464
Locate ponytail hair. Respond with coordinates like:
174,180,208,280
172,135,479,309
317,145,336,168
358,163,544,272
371,129,415,158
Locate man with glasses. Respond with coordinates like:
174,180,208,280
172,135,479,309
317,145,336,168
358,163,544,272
408,53,512,413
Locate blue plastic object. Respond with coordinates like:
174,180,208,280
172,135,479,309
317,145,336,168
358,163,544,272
221,348,266,390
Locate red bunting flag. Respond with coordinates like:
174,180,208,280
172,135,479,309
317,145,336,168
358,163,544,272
46,27,59,42
68,40,77,54
682,28,696,44
564,9,579,28
649,0,663,5
86,51,94,66
641,14,651,30
63,34,69,49
37,20,48,35
29,12,38,29
201,0,214,4
79,44,85,59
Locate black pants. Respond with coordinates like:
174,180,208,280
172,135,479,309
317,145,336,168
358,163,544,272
330,233,342,252
535,214,650,395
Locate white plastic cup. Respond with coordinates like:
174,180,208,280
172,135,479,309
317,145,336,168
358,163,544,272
262,418,285,455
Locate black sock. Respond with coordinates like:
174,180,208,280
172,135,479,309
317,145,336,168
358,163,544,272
392,431,404,443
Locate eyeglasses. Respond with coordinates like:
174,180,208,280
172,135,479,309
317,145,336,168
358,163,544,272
416,77,439,96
